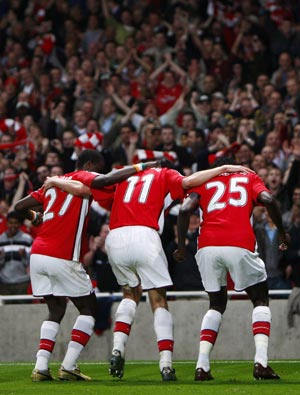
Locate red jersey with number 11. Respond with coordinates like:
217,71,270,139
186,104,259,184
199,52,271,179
109,167,185,232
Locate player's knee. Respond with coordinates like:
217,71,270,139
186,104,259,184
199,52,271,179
209,304,226,314
48,308,65,323
252,297,269,308
246,281,269,307
148,293,165,311
122,284,142,304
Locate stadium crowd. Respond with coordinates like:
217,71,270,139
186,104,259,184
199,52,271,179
1,0,300,296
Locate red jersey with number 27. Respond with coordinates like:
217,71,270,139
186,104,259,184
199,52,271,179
109,167,185,232
188,172,269,252
30,170,111,261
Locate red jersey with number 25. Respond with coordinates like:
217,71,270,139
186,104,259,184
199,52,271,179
188,172,269,252
109,167,185,232
30,170,110,261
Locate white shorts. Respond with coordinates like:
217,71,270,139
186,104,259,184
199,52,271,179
195,246,267,292
30,254,94,297
105,226,172,290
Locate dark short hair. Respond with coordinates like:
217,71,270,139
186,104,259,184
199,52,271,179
211,156,236,168
76,149,104,170
120,122,136,132
7,210,24,223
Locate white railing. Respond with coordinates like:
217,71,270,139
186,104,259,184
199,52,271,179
0,289,292,305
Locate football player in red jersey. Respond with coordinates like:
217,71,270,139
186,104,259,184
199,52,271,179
45,160,253,381
174,157,290,382
14,149,160,382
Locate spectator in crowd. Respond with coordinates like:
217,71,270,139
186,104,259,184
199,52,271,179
234,143,255,168
261,145,277,168
98,96,123,149
31,165,50,190
72,109,88,136
102,1,135,46
166,211,203,291
261,89,284,124
281,207,300,288
266,130,287,171
254,209,292,290
44,149,62,169
139,123,161,150
271,52,294,90
265,165,290,213
49,129,76,173
49,165,64,177
281,185,300,230
251,154,267,173
0,210,32,297
144,31,174,68
149,52,185,115
0,199,9,234
174,157,289,381
110,122,138,167
155,124,191,173
74,75,102,120
189,92,211,130
284,77,300,121
186,128,207,172
0,166,30,208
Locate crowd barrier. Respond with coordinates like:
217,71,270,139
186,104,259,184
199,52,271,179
0,290,299,362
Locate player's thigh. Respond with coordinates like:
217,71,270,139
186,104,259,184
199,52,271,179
196,247,227,292
106,226,172,290
227,248,267,291
135,228,172,290
105,227,141,288
31,254,93,297
30,254,52,296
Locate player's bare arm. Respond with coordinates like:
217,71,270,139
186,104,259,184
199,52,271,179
258,191,290,250
42,160,166,196
14,196,43,226
91,160,162,188
173,192,200,263
44,177,91,197
182,164,255,189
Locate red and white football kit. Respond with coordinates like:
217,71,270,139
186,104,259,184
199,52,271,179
106,167,185,289
31,170,99,261
30,170,113,297
189,172,269,292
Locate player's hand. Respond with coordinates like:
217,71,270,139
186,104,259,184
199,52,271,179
222,165,255,174
155,158,173,168
278,232,290,251
29,210,43,226
18,248,26,257
43,176,59,190
173,249,186,263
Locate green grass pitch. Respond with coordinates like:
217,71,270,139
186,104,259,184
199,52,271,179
1,361,300,395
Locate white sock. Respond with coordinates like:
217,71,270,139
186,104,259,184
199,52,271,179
196,309,222,372
252,306,271,367
62,315,95,370
113,298,137,357
35,321,60,371
153,307,174,371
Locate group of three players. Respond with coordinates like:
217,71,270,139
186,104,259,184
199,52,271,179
15,149,289,382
